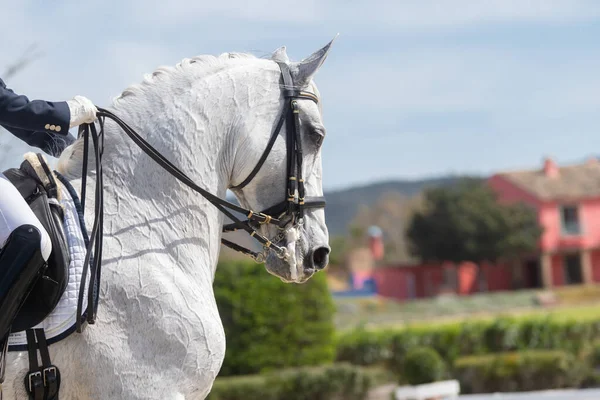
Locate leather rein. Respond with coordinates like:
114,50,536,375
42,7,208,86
74,61,326,332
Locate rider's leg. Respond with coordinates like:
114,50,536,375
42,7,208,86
0,173,51,347
0,225,45,334
0,173,51,260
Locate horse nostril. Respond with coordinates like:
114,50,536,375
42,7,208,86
312,247,330,270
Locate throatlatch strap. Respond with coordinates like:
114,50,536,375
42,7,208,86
24,329,60,400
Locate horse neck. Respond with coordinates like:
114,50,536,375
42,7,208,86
80,67,262,279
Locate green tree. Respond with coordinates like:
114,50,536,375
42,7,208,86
406,179,542,267
214,259,336,376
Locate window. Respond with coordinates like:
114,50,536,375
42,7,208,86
560,205,581,235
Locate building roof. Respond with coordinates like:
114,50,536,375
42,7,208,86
498,158,600,201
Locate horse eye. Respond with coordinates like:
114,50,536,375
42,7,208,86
310,129,325,147
315,134,324,147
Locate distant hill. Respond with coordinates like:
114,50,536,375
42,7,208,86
323,175,482,236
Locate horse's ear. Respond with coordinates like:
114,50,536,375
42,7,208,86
272,46,290,63
290,35,338,87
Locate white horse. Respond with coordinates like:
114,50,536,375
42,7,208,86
3,39,334,399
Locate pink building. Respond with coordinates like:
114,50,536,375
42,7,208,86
488,157,600,288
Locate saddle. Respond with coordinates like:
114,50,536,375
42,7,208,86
2,152,70,332
0,153,72,399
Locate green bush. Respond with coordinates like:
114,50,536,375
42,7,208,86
335,326,394,366
453,350,587,394
588,341,600,368
400,347,447,385
214,259,336,376
207,363,375,400
336,317,600,368
577,341,600,388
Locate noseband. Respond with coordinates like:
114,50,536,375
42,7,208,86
75,61,326,329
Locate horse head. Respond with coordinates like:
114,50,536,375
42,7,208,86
229,38,335,283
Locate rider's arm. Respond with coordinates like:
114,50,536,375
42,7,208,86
0,78,96,157
0,77,71,136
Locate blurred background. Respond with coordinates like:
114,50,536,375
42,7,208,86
3,1,600,399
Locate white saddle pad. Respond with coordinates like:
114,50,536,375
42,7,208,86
8,175,90,350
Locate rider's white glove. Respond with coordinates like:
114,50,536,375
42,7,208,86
67,95,98,128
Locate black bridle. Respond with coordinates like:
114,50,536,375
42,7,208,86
224,61,327,260
75,61,326,331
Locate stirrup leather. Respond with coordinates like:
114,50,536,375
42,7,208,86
24,329,60,400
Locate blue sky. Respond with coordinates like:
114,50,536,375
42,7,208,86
2,0,600,191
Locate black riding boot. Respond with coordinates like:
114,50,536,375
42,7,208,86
0,224,46,344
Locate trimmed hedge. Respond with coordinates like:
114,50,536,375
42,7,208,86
336,316,600,368
335,326,395,366
401,347,447,385
214,259,336,376
588,341,600,368
207,363,380,400
454,350,588,394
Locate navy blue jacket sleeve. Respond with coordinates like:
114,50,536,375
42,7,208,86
0,77,74,157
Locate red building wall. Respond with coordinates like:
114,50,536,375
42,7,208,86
416,264,445,297
592,250,600,283
373,261,514,302
373,264,446,300
551,254,564,286
481,262,513,291
373,267,411,300
579,199,600,249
